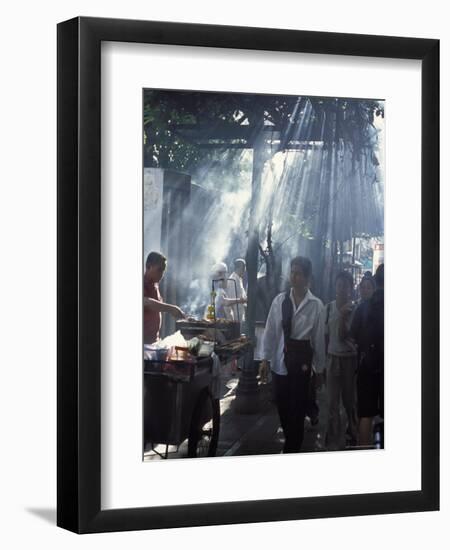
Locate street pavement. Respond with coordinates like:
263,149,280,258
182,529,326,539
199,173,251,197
144,365,329,461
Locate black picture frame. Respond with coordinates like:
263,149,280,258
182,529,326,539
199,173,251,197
57,16,439,534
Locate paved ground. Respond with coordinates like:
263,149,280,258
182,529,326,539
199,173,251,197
143,364,333,461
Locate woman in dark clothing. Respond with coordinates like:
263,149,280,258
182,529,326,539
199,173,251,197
359,274,376,303
351,264,384,446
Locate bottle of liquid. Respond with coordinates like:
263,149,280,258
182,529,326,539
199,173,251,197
206,290,216,321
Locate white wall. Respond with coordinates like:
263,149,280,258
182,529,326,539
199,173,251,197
0,0,447,547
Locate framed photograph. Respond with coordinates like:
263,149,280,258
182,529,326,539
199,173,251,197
57,17,439,533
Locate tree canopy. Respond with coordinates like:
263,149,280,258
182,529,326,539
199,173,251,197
143,90,384,173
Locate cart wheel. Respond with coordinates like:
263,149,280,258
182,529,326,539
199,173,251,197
187,390,220,458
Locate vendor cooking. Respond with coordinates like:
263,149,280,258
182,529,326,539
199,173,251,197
144,251,186,345
206,262,246,320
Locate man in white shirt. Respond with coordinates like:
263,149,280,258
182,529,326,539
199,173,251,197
227,258,247,324
259,256,324,453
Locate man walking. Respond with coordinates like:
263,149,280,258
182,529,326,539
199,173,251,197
259,256,324,453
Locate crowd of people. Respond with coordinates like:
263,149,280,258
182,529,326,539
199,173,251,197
143,250,384,453
260,257,384,452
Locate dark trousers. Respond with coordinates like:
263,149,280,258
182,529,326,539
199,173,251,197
272,339,313,453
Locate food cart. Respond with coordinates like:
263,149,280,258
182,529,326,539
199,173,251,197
144,320,251,459
144,354,220,458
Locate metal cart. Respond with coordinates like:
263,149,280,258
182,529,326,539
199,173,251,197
143,356,220,459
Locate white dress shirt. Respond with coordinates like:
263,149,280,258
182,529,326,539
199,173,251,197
262,288,325,375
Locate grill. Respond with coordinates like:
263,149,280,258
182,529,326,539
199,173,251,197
176,319,240,342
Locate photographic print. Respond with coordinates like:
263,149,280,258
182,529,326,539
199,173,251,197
142,89,385,460
57,17,438,532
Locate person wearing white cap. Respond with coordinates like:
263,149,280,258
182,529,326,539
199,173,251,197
208,262,246,320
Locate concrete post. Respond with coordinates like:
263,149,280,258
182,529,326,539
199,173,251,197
234,127,265,414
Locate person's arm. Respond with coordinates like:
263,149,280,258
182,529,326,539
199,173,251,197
144,297,185,319
238,278,247,301
349,303,362,345
310,302,327,388
259,299,278,382
312,302,326,373
338,302,353,341
221,295,246,306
